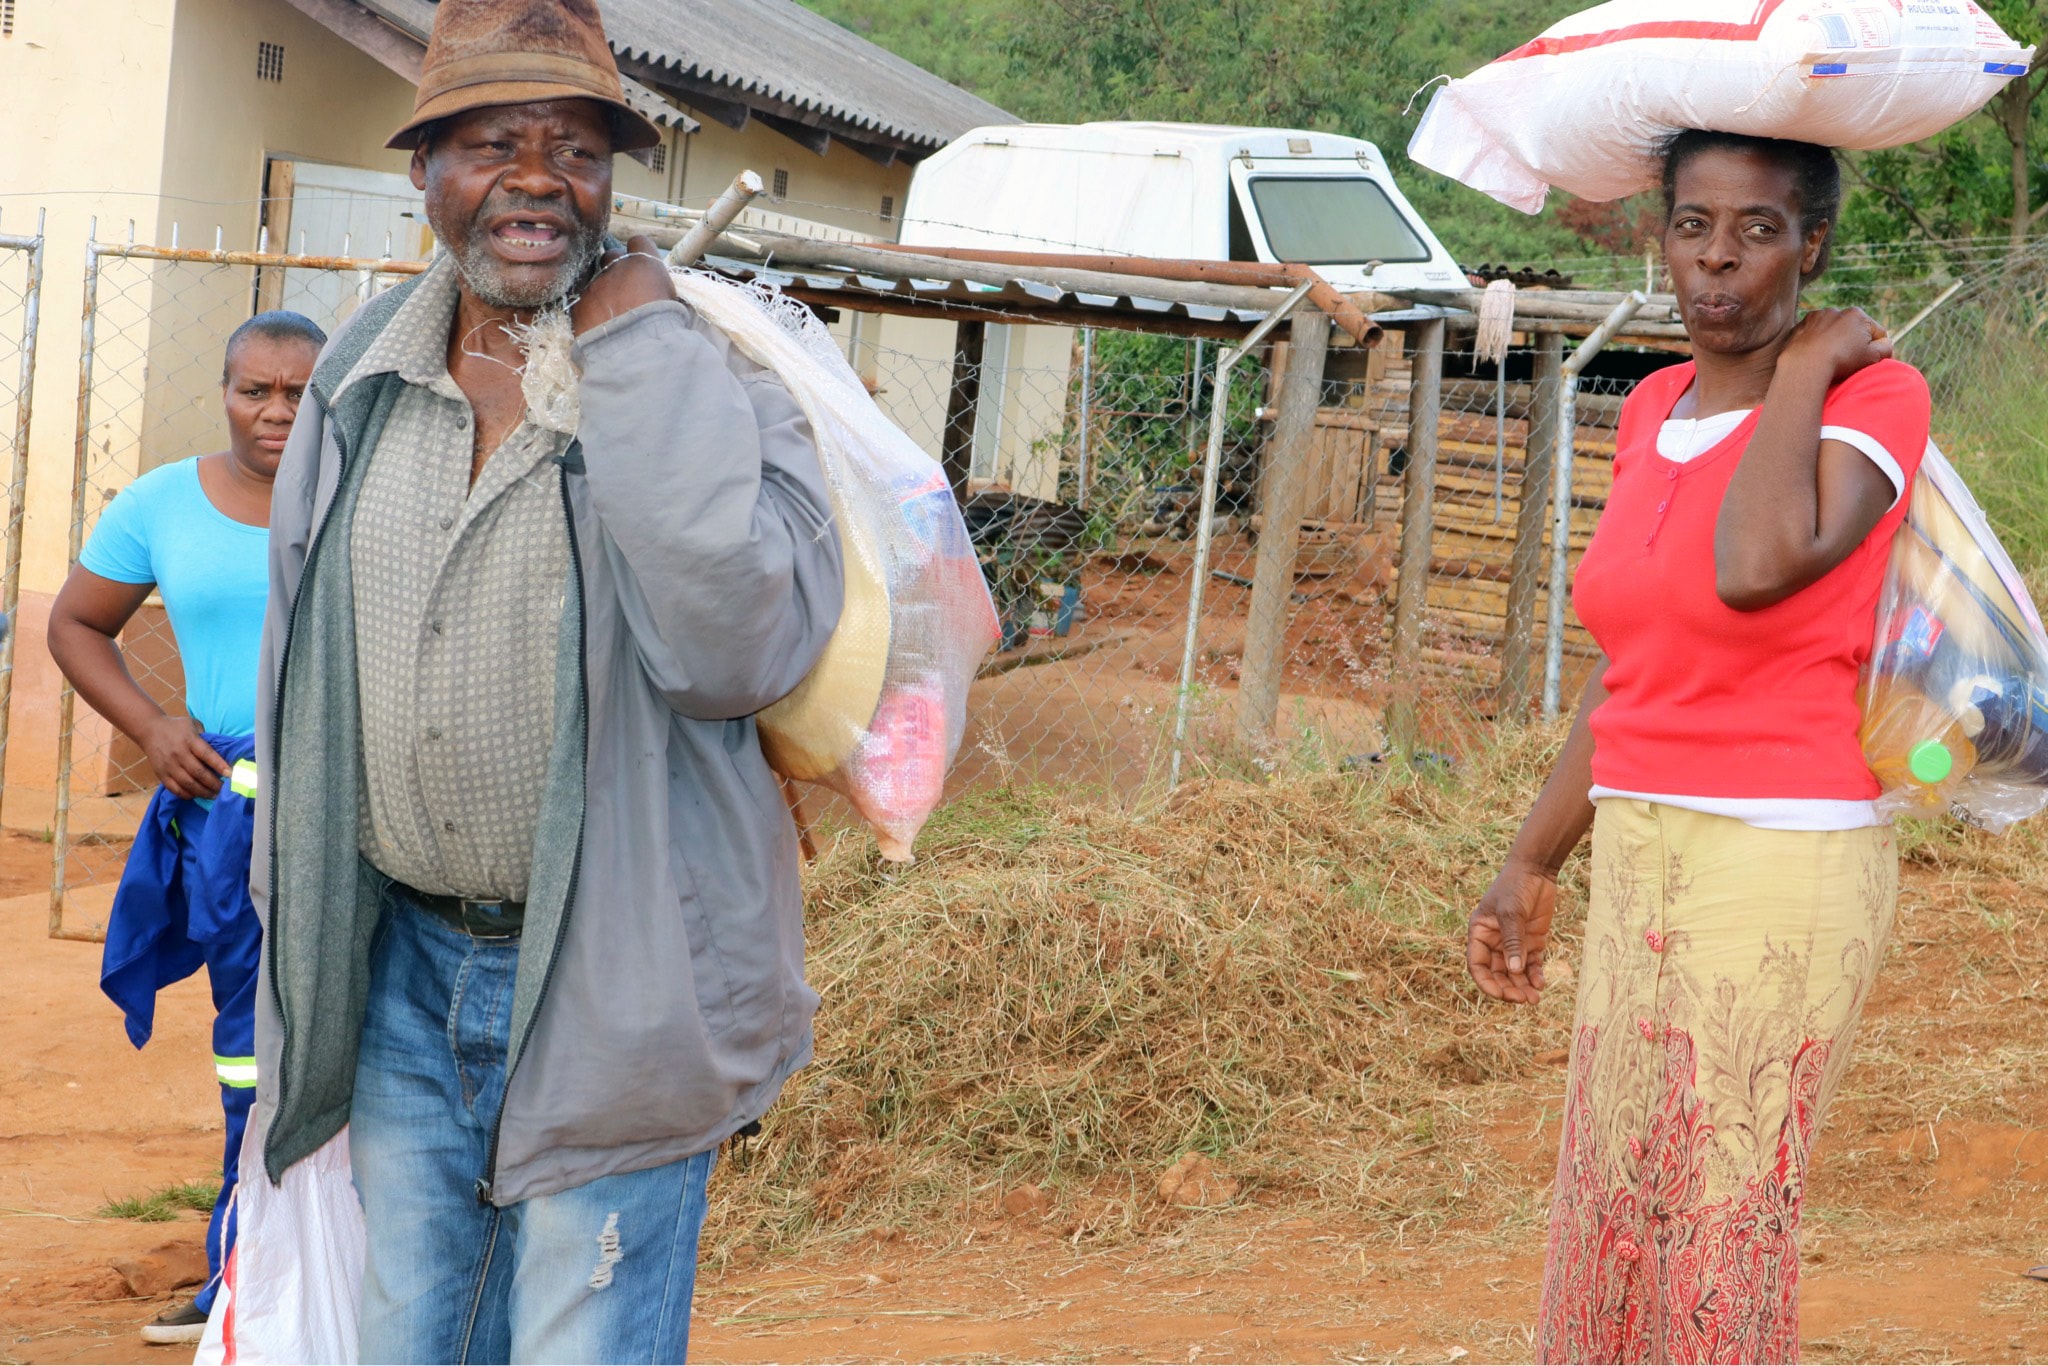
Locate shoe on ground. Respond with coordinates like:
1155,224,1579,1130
140,1299,207,1346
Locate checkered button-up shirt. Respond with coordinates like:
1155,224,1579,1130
342,258,572,903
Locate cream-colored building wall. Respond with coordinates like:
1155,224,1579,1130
162,0,421,239
0,1,181,602
991,323,1074,503
676,116,911,240
126,0,423,507
870,316,1075,504
0,0,938,805
0,1,183,801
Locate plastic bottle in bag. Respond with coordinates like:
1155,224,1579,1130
1860,443,2048,829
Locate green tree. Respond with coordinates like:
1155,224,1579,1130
1981,0,2048,245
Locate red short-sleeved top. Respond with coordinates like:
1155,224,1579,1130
1573,358,1932,800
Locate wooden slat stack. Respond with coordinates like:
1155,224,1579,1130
1264,344,1626,691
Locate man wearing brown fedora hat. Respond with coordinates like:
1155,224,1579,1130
246,1,845,1360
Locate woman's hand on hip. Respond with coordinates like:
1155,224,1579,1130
1467,857,1557,1005
143,715,230,800
1780,306,1892,388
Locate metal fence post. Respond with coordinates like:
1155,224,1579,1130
1500,328,1561,718
940,320,985,502
0,211,45,805
1170,282,1314,785
1544,291,1646,719
1386,316,1446,753
1236,305,1331,751
1076,327,1093,508
51,230,101,939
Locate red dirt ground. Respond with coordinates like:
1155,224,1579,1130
4,818,2046,1364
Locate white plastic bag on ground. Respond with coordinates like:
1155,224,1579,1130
664,270,1000,861
1410,0,2034,212
1861,443,2048,831
196,1125,364,1365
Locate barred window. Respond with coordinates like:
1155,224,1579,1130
771,168,789,199
257,41,285,83
3,2,17,38
647,142,668,174
880,194,895,222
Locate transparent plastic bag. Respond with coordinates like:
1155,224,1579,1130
667,270,1000,861
1860,443,2048,831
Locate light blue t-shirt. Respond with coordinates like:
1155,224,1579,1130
79,458,269,736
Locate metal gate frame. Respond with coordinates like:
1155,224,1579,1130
0,214,46,894
50,226,425,940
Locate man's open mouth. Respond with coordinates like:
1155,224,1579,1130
487,212,575,262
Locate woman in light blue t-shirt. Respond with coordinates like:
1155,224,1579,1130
46,311,325,1349
51,314,326,793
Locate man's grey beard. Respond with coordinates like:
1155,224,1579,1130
442,191,609,311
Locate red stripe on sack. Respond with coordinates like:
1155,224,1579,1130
1500,0,1790,62
220,1246,237,1365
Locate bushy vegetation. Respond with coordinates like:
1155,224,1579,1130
805,0,2048,269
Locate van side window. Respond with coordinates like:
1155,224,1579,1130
1228,190,1259,263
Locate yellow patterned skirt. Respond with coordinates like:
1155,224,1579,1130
1536,800,1897,1364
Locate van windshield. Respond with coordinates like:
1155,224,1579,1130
1245,177,1432,266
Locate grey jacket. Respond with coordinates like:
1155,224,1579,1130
250,275,845,1204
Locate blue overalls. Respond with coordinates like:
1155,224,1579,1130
99,733,260,1316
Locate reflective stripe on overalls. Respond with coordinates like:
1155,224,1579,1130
215,760,259,1092
214,1054,258,1088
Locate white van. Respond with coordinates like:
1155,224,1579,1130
899,121,1471,295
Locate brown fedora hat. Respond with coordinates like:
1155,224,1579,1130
388,0,663,153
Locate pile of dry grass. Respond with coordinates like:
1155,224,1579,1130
706,726,1589,1259
705,726,2048,1266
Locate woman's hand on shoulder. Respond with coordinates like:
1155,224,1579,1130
1466,856,1558,1006
1781,307,1893,388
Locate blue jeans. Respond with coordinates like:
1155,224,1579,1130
352,889,716,1364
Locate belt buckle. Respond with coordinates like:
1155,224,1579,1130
458,898,519,940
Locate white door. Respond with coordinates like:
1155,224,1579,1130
267,160,432,327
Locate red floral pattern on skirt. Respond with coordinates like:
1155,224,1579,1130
1537,1026,1835,1363
1532,802,1897,1365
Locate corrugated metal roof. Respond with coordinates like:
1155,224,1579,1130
602,0,1015,151
699,254,1274,335
356,0,1013,153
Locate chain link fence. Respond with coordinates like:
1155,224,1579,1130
50,234,425,938
42,224,2048,927
888,316,1649,797
1885,238,2048,596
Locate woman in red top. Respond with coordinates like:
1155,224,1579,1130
1464,130,1930,1364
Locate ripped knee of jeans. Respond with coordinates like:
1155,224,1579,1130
589,1211,623,1290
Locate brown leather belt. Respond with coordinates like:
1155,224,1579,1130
400,885,525,939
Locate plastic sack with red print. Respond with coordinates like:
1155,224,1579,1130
1409,0,2033,213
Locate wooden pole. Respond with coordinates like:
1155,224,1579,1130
1235,306,1331,750
1385,317,1446,754
1499,329,1563,717
939,320,985,501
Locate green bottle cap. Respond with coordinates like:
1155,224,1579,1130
1908,739,1953,785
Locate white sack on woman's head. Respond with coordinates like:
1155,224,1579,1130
1408,0,2033,212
